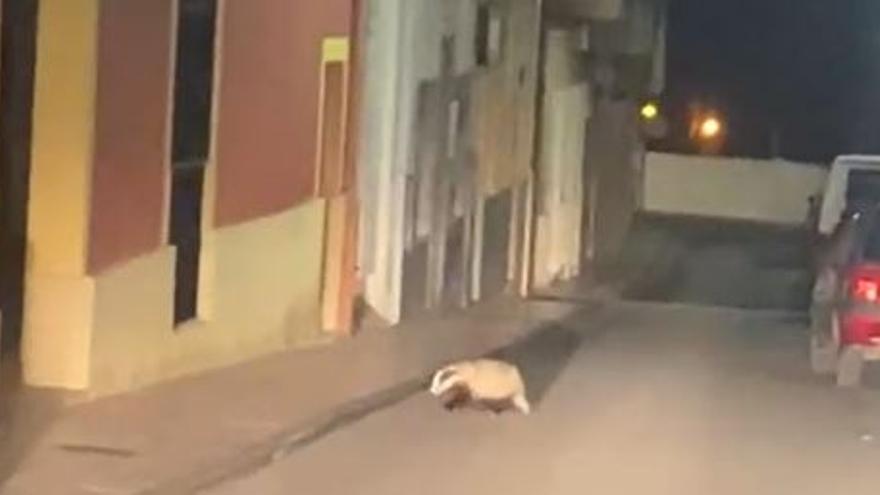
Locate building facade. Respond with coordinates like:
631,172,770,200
17,0,360,396
0,0,666,398
531,0,667,289
356,0,541,325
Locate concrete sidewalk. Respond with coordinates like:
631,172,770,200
1,297,581,495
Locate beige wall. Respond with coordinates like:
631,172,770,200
23,0,331,395
643,152,827,226
27,165,327,395
474,0,541,195
87,200,325,397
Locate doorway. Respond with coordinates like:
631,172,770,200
169,0,218,325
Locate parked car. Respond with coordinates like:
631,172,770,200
810,204,880,386
809,156,880,280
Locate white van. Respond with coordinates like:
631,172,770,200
817,155,880,236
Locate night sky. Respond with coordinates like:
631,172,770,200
657,0,880,163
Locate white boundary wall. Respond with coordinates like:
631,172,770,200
643,152,828,226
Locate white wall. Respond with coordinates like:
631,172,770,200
643,153,828,226
356,0,405,323
532,29,590,288
357,0,535,323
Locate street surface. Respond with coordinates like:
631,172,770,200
207,301,880,495
620,214,813,311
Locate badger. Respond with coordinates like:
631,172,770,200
429,359,531,415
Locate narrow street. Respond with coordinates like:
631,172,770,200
2,0,880,493
206,301,880,495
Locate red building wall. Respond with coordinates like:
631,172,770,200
214,0,352,227
88,0,174,274
87,0,353,272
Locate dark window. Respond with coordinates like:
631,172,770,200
863,214,880,261
172,0,217,164
169,0,217,325
0,0,38,354
474,4,502,68
475,5,491,67
846,170,880,212
169,163,206,325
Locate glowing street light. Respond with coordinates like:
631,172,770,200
640,101,668,139
641,102,659,120
687,105,725,154
698,116,722,139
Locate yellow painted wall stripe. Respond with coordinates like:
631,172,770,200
322,37,350,63
24,0,101,390
29,0,99,276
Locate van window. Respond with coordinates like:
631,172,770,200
863,215,880,261
847,170,880,212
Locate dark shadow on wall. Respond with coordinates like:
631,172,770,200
0,0,38,358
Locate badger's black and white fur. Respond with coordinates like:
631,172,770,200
429,359,530,415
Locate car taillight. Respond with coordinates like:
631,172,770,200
851,264,880,303
854,277,880,302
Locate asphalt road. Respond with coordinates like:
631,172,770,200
206,301,880,495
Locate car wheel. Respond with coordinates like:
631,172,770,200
809,306,837,374
836,346,865,388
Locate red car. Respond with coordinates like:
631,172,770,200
810,205,880,386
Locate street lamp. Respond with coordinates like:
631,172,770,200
641,102,660,121
688,109,725,155
698,117,722,139
639,101,668,139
